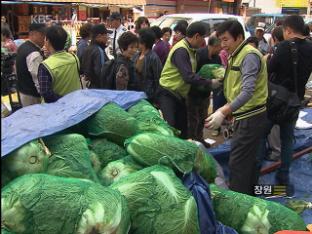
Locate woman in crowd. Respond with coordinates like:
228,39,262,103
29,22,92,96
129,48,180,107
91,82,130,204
161,27,172,47
1,25,17,53
133,28,162,103
113,31,139,90
151,26,169,65
77,23,93,62
134,17,150,34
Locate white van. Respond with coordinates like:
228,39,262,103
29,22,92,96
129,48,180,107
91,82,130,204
151,13,251,43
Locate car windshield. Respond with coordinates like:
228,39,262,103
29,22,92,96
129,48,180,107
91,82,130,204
246,15,286,34
158,17,192,29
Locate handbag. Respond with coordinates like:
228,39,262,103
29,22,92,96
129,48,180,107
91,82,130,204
267,41,301,124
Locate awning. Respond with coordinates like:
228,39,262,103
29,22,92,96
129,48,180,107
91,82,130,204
11,0,146,6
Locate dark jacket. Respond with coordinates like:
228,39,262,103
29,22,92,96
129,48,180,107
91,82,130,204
268,38,312,100
81,42,109,88
16,40,43,97
132,50,163,100
113,54,136,90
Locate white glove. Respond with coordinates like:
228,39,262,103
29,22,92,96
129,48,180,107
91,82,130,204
205,110,225,130
211,79,222,90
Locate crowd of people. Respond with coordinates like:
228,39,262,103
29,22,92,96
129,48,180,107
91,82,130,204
1,12,312,196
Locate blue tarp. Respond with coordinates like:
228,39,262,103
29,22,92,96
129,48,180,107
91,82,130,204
207,108,312,224
208,107,312,170
1,89,146,157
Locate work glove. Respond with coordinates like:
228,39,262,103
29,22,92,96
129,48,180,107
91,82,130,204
211,67,226,80
205,110,225,130
211,79,222,90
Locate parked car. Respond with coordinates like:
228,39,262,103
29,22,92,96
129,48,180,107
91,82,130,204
151,13,251,44
246,13,287,36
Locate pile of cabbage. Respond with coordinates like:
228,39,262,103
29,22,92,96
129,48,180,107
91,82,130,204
1,100,307,234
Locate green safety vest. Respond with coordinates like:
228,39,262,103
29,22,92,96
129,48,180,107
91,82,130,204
224,42,268,120
159,39,197,98
42,51,81,97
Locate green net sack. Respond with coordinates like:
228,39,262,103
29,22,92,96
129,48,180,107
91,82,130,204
110,165,200,234
125,133,198,174
194,149,217,183
100,156,143,186
1,139,50,185
88,138,128,168
210,184,306,234
128,100,179,136
83,103,139,145
43,134,98,182
1,174,130,234
198,64,222,79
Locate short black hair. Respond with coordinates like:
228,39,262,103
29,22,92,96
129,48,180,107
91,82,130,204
118,31,139,51
45,25,67,51
91,24,110,39
174,20,188,36
29,23,46,33
208,36,221,46
186,22,206,38
162,27,172,35
1,25,12,39
135,17,150,32
282,15,305,35
246,36,259,48
216,20,245,40
150,26,163,40
79,23,92,39
271,25,284,42
138,28,156,50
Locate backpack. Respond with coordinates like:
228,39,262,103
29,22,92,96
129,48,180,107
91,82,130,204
100,59,117,89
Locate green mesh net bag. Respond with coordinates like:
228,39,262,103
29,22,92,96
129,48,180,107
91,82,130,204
194,148,217,183
210,184,306,234
110,165,200,234
82,103,139,145
88,138,128,169
43,133,99,182
128,100,180,136
1,174,130,234
1,139,50,186
125,133,198,174
100,156,143,186
195,64,224,93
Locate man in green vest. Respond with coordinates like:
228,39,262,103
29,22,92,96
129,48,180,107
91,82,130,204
38,26,81,103
158,22,221,139
205,20,268,195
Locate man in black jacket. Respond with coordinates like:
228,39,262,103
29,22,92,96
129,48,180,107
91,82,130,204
81,24,112,88
262,15,312,186
16,23,46,106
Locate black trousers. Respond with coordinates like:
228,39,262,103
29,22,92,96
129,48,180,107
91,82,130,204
186,95,210,141
157,87,188,139
229,111,267,195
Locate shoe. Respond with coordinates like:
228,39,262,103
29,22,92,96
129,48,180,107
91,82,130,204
211,128,220,137
264,153,280,162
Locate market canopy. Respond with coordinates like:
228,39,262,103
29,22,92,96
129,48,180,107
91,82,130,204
7,0,146,6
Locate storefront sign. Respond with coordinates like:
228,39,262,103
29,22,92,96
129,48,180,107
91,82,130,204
277,0,308,8
31,15,53,23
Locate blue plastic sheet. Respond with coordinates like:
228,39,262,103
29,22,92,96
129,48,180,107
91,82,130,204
1,89,146,157
206,108,312,224
259,154,312,224
182,172,238,234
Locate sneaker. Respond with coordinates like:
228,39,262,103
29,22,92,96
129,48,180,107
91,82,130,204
211,128,220,137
